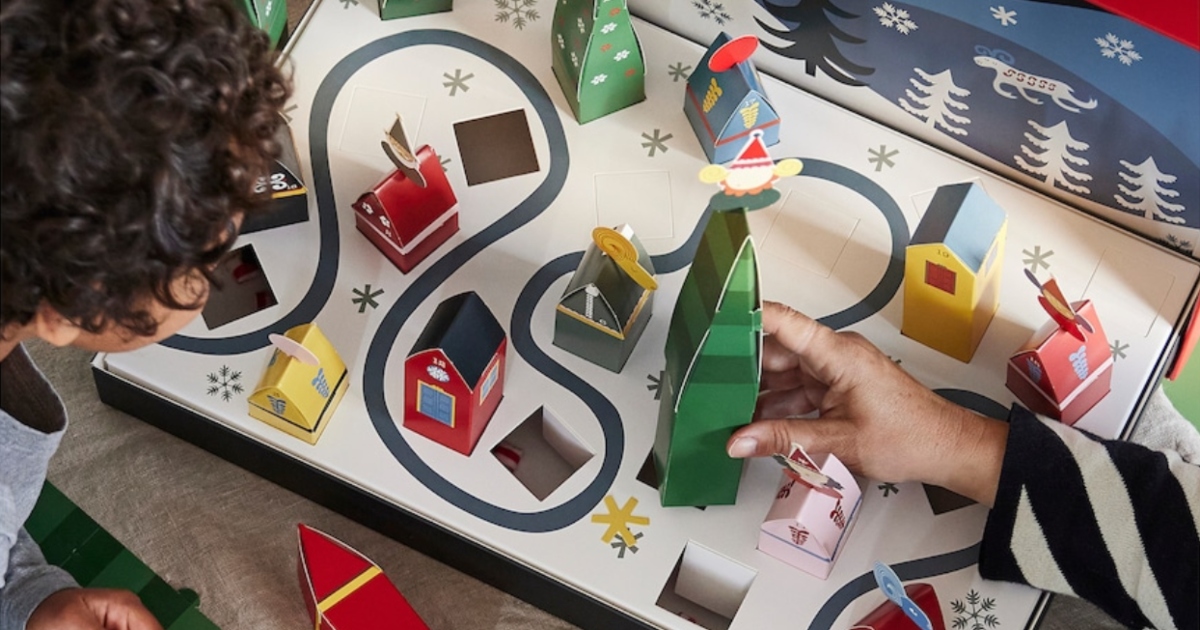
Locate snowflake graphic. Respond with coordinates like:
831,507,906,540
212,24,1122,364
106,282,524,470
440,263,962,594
614,49,630,61
874,3,917,34
440,156,451,172
1021,245,1053,272
646,371,665,400
442,69,474,96
668,62,692,82
340,0,357,8
640,129,673,157
1096,33,1142,65
577,17,586,33
1164,234,1195,255
206,366,244,402
611,531,643,558
352,284,384,313
601,21,617,34
1110,340,1129,360
878,482,899,497
495,0,539,30
867,145,898,171
556,33,564,49
952,589,1000,630
591,495,650,546
990,6,1016,26
570,51,579,68
692,0,732,26
591,73,608,85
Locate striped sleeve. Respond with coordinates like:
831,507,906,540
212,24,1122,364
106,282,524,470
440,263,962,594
980,405,1200,630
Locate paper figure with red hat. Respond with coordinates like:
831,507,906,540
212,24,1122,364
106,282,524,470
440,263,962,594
296,523,429,630
352,115,458,274
1006,270,1113,425
684,33,781,164
699,129,802,211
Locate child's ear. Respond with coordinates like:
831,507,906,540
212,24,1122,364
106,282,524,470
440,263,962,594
33,303,82,347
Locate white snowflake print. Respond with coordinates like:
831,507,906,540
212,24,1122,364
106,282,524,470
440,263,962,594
1096,33,1142,65
874,3,917,34
577,17,586,33
557,33,564,49
379,215,391,228
614,49,630,61
570,51,578,67
601,22,617,34
591,73,608,85
990,5,1016,26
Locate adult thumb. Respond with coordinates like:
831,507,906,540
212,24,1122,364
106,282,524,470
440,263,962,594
726,416,849,459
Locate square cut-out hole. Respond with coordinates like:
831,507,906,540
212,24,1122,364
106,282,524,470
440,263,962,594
656,542,755,629
202,245,277,329
491,406,593,501
595,171,674,240
760,191,858,278
453,110,539,186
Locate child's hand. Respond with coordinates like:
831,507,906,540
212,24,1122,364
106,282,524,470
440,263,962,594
726,301,1009,506
27,587,163,630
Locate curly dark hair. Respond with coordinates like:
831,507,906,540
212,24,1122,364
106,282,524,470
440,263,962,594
1,0,291,337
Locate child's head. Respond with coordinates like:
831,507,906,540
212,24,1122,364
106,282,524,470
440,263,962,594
1,0,291,350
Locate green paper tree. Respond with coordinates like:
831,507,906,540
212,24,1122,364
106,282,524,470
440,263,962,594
551,0,646,123
378,0,453,21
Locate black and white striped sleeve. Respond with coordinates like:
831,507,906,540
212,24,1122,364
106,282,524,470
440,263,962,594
980,405,1199,630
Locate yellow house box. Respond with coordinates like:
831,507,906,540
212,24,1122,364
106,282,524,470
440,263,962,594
248,324,349,444
903,183,1007,362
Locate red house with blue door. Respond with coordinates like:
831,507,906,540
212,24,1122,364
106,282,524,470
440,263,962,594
404,292,507,455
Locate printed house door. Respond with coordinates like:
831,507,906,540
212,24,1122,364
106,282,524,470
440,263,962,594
418,382,455,427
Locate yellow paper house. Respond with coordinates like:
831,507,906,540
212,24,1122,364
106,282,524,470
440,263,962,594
902,183,1007,362
248,324,348,444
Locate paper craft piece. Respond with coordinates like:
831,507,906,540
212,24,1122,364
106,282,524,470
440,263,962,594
698,129,802,212
553,224,657,373
405,292,507,455
377,0,451,20
201,245,278,329
1007,272,1113,425
757,451,861,579
653,209,762,507
902,182,1007,363
297,524,430,630
248,323,349,445
26,482,219,630
242,113,309,234
772,442,843,499
853,563,946,630
238,0,288,48
352,115,458,274
453,110,540,186
551,0,646,123
683,33,780,164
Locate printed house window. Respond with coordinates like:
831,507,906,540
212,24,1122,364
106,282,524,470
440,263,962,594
480,364,499,402
418,382,455,427
925,261,957,295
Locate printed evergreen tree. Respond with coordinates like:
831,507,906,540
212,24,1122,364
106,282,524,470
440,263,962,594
898,68,970,136
551,0,645,123
754,0,874,86
1014,120,1092,194
1114,156,1187,224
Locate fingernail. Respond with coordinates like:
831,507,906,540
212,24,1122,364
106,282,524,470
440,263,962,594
728,437,758,458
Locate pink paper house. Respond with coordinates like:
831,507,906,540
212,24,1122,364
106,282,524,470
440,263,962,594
758,452,861,579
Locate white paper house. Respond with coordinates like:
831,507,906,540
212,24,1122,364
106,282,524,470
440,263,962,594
757,452,861,579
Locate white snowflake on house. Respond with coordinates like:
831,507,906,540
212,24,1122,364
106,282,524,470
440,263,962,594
614,49,629,61
601,22,617,34
591,73,608,85
874,3,917,34
1096,33,1142,65
570,51,578,67
379,215,391,228
990,6,1016,26
557,33,564,49
577,17,586,33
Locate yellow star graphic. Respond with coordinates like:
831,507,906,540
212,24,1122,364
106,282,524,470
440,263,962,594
591,495,650,546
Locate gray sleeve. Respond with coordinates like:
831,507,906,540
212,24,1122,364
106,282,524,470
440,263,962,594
0,528,76,630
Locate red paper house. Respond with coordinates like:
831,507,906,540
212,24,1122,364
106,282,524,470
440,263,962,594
352,116,458,274
296,523,429,630
854,583,945,630
404,292,507,455
1006,273,1113,425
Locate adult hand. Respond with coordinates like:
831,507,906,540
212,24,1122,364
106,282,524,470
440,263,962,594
27,587,163,630
726,301,1008,506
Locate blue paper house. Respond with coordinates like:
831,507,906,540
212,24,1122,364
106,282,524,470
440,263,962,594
684,33,780,164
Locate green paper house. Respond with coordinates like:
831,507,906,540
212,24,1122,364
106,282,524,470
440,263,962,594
239,0,288,49
551,0,646,123
377,0,452,20
653,209,762,507
25,482,219,629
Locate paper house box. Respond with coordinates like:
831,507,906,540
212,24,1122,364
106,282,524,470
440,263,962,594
404,292,507,455
653,209,762,507
353,116,458,274
553,225,656,372
758,452,862,579
551,0,646,124
902,182,1007,362
238,0,288,48
377,0,451,20
297,524,430,630
241,115,309,234
684,33,780,164
1007,297,1112,425
248,324,349,445
854,583,946,630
